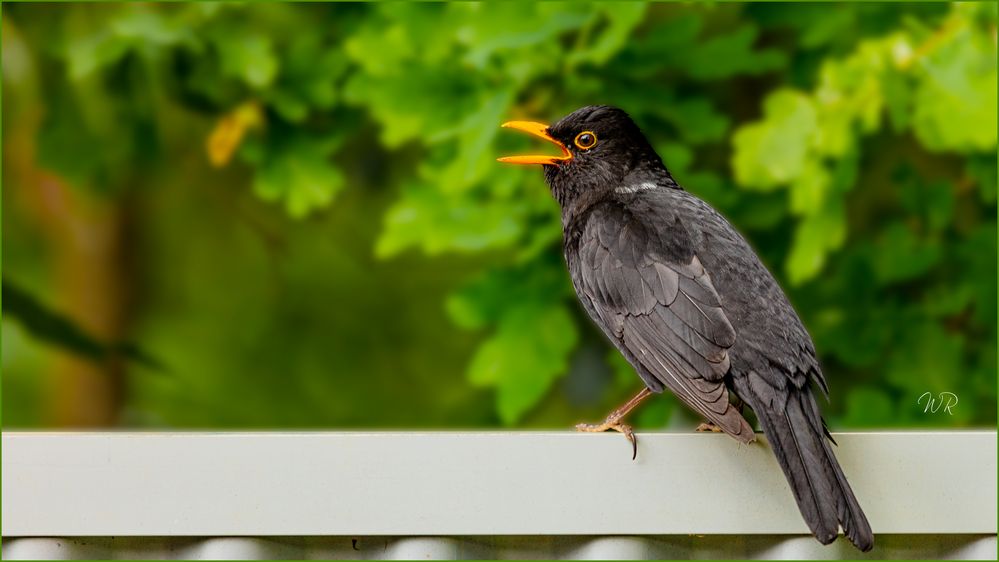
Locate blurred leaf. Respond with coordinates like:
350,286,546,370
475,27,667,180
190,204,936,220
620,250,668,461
789,159,830,215
215,31,278,89
659,98,730,144
732,89,817,190
568,3,647,66
869,222,941,285
897,179,955,232
343,66,481,148
967,155,998,204
249,135,345,218
786,201,845,284
681,24,786,80
435,88,516,193
468,301,578,424
376,184,525,258
265,35,347,122
206,101,263,167
109,6,198,50
456,2,592,68
446,260,572,329
912,23,998,152
956,223,998,327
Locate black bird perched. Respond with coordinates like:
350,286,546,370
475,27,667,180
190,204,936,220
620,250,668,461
498,105,874,551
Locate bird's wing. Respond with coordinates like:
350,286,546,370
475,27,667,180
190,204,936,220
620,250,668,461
576,203,755,442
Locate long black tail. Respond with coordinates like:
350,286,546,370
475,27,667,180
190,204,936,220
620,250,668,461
751,386,874,551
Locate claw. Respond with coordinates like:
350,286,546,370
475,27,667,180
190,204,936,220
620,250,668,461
623,425,637,460
574,388,652,461
695,422,723,433
576,421,638,460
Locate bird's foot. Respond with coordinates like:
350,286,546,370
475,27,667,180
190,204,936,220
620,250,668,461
695,422,723,433
575,418,638,460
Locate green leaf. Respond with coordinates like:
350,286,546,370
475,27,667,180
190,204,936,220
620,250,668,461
912,25,998,152
682,24,786,80
264,35,347,122
786,201,846,284
956,223,998,326
343,18,418,77
468,301,578,424
249,136,344,218
812,38,890,153
882,65,914,132
376,184,525,258
65,32,129,80
897,179,955,232
110,6,198,49
658,98,730,144
435,89,515,193
449,262,577,424
657,143,693,176
789,159,831,215
817,301,895,369
568,3,646,66
732,89,817,190
216,32,278,89
967,155,998,204
456,2,592,69
869,222,941,285
343,66,481,148
446,264,566,330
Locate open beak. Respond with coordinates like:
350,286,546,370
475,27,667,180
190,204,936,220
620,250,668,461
497,121,572,165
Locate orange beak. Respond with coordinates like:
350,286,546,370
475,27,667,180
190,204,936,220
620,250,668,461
497,121,572,165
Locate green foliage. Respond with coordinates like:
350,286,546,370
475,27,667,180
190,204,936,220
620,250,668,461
731,3,996,285
4,2,995,429
447,258,578,423
243,132,345,218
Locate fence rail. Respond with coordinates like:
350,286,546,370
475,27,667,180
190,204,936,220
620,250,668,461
2,431,995,559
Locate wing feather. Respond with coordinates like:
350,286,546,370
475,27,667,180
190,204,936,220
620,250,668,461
575,205,754,442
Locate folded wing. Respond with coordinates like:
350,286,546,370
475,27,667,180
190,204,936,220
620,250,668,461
577,204,754,442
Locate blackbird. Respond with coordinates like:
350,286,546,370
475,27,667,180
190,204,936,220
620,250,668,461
498,105,874,551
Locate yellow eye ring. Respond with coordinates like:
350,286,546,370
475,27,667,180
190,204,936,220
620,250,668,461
574,131,597,150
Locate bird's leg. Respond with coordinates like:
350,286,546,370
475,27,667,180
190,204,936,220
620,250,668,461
575,387,653,460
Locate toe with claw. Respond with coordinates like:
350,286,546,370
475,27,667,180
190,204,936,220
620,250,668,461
575,420,638,460
573,387,652,460
695,422,723,433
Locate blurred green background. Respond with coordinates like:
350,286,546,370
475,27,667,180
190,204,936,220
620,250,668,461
2,2,996,431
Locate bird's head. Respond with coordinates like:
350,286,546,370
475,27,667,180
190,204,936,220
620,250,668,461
498,105,672,208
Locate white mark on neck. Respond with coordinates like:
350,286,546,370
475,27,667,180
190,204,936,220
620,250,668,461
615,181,658,194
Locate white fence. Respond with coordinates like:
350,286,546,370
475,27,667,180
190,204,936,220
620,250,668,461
2,431,996,559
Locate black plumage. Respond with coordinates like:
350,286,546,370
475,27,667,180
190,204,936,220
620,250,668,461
499,105,874,551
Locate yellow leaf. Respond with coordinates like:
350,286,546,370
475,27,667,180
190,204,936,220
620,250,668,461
206,101,262,167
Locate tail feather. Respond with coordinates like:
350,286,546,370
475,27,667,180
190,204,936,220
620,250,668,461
752,386,874,552
800,389,874,551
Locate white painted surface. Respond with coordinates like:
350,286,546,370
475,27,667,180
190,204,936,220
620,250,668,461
2,431,995,540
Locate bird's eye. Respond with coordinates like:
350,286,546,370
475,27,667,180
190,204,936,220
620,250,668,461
574,131,597,150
